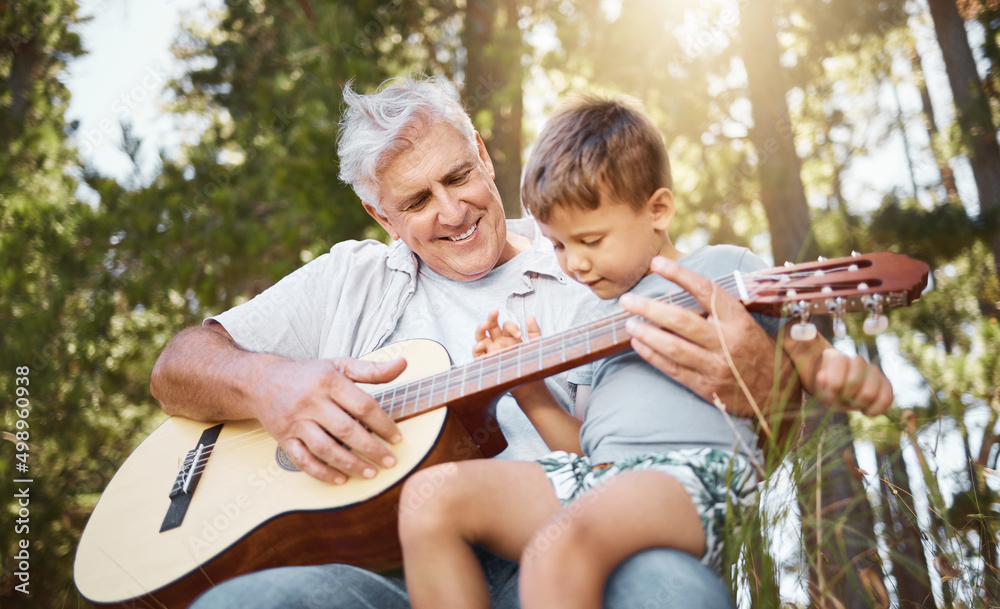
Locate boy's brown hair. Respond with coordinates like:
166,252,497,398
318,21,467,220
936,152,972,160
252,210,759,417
521,94,672,223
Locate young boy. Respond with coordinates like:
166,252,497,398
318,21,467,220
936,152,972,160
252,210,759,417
397,94,893,609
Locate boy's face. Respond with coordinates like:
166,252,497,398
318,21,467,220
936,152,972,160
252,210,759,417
538,190,674,300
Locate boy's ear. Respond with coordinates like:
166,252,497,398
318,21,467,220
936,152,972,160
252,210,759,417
648,188,675,231
363,202,401,241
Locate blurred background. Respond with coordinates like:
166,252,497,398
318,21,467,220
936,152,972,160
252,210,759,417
2,0,999,606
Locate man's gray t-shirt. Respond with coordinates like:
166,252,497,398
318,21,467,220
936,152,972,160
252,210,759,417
574,245,780,464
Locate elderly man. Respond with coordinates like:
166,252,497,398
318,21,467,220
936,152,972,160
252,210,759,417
152,77,792,609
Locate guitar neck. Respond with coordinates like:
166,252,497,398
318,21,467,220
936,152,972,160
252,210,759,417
373,275,731,422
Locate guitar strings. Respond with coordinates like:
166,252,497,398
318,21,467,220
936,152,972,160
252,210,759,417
182,427,275,477
178,312,639,477
375,276,743,419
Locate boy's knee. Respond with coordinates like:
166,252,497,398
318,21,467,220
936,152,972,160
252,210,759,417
397,464,462,534
522,511,598,571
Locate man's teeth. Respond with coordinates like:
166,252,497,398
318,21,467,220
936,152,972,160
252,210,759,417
448,223,477,241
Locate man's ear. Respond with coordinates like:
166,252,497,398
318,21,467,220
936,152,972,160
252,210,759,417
475,132,496,180
362,202,401,241
648,188,675,231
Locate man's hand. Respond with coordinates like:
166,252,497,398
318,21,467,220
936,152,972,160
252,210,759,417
619,256,794,418
151,323,409,486
257,356,408,485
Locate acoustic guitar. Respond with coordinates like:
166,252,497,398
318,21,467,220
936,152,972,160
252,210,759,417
73,252,929,608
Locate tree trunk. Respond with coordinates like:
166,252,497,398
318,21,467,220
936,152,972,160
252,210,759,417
461,0,524,219
738,0,819,265
966,0,1000,109
925,0,1000,282
906,37,961,201
891,82,922,200
864,338,936,608
5,33,41,129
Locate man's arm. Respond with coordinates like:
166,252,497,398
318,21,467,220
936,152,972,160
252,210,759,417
150,321,407,484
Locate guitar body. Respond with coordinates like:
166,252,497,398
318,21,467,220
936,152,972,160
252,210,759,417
73,339,496,609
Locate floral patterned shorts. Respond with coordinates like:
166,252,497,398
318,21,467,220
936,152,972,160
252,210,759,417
537,447,759,571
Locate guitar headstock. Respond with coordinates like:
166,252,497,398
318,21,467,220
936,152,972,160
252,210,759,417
741,252,930,340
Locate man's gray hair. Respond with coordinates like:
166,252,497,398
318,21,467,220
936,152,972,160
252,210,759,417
338,76,477,213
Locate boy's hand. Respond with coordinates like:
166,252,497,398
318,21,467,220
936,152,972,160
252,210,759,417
473,311,542,358
472,312,551,407
814,349,893,416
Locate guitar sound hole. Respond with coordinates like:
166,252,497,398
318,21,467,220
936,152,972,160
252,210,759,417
274,437,350,473
275,447,301,472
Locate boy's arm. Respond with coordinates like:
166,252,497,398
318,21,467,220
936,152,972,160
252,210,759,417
780,330,893,416
474,312,583,453
510,382,583,453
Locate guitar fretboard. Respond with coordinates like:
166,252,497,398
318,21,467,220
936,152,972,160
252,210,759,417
372,275,743,421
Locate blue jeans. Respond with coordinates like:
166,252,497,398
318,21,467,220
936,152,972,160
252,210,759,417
187,547,735,609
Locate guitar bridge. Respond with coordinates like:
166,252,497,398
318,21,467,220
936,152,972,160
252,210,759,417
160,424,224,532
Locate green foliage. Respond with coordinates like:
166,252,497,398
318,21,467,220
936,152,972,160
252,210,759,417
105,2,398,315
888,243,1000,604
0,2,170,606
870,196,999,274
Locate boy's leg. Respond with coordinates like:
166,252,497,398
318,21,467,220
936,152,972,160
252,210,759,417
520,470,705,609
399,459,562,609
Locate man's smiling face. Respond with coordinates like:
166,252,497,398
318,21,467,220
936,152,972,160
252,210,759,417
363,120,516,282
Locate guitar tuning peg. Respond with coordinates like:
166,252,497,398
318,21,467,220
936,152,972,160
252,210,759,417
789,300,817,341
784,261,794,268
833,317,848,340
827,297,847,339
862,293,888,335
863,315,889,335
791,320,818,341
